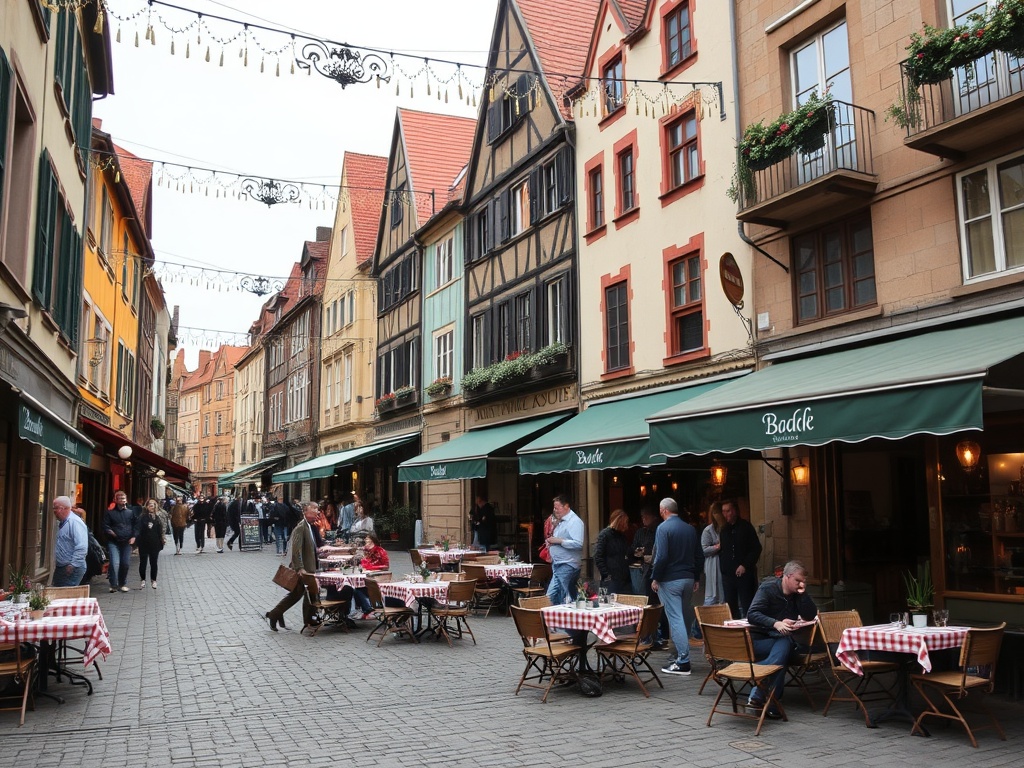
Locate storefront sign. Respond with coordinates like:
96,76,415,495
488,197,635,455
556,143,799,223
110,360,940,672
17,404,92,465
471,383,577,428
574,448,605,467
719,253,744,308
429,464,448,478
762,406,814,443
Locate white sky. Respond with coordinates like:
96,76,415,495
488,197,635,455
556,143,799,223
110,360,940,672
95,0,499,368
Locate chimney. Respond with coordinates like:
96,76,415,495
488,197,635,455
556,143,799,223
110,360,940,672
315,226,332,242
198,349,212,370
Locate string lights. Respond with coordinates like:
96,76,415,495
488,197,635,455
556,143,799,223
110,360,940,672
85,0,722,120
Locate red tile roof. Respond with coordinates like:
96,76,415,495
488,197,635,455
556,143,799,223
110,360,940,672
398,109,476,225
516,0,601,112
615,0,649,34
113,144,154,239
343,152,388,265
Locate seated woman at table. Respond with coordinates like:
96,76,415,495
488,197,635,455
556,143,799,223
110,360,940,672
348,503,374,546
351,533,392,617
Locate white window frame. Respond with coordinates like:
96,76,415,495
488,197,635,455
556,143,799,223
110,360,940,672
546,278,567,346
956,152,1024,281
435,237,454,288
434,327,454,380
511,182,529,237
343,351,353,403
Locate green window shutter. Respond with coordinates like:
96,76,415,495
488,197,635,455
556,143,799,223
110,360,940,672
32,152,55,306
0,49,11,205
67,227,83,346
54,12,67,92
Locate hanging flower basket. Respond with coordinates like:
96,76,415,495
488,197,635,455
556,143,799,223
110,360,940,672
903,0,1024,87
739,92,833,174
394,386,416,402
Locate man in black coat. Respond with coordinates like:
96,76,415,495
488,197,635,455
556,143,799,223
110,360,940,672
191,496,213,554
213,496,229,552
718,498,762,618
226,496,243,550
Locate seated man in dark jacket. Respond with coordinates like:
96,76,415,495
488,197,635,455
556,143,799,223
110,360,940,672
744,560,818,715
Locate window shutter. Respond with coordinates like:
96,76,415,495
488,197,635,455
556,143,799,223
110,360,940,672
487,101,501,143
515,73,531,118
0,50,11,200
498,191,510,243
55,207,72,334
32,152,55,306
556,147,573,206
529,167,541,224
485,200,496,252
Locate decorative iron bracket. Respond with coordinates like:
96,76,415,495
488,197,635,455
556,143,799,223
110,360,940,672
296,41,390,88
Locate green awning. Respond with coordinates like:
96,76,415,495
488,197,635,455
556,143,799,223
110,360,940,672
648,316,1024,458
273,435,418,484
18,397,93,466
220,454,286,487
399,414,567,482
517,380,731,474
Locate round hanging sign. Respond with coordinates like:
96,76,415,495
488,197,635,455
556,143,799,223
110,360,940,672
719,253,744,308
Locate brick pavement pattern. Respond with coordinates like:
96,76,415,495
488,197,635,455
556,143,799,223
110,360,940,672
2,540,1021,767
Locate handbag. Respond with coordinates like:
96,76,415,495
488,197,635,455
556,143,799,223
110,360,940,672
272,564,299,591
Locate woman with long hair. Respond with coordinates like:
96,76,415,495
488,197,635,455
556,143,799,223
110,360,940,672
594,509,632,595
701,502,725,606
135,499,165,589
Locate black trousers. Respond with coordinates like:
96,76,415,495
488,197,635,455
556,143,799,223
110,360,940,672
260,520,272,543
722,571,758,619
139,548,160,581
227,527,240,547
270,582,313,626
172,526,186,549
193,523,205,548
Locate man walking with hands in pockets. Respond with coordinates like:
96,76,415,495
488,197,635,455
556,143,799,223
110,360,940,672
652,498,703,676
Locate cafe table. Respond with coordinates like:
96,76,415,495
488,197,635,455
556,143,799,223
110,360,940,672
540,602,643,683
319,545,355,556
320,555,354,568
835,623,969,727
417,548,475,565
314,571,392,590
379,579,450,634
482,563,534,583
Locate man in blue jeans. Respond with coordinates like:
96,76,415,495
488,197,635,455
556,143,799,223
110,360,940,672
544,494,584,605
52,496,89,587
103,491,138,592
745,560,818,718
652,497,703,676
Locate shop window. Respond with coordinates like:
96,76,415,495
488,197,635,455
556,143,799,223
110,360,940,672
957,154,1024,280
792,215,876,323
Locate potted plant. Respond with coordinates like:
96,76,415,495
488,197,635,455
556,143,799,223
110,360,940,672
7,564,31,604
425,376,452,398
375,392,396,412
381,502,418,544
394,385,416,402
903,562,934,627
150,417,165,438
27,588,49,620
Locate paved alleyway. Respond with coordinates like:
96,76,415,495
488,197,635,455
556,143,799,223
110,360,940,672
2,541,1022,767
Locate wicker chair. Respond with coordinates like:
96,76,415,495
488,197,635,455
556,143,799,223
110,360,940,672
911,623,1006,748
509,606,581,703
702,623,787,736
817,610,898,727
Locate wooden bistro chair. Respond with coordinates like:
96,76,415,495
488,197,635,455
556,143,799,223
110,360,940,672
702,623,787,737
474,555,500,565
364,578,417,647
462,563,506,617
910,623,1007,748
42,584,103,686
438,572,468,581
518,595,552,609
42,586,90,600
817,610,898,727
299,574,348,637
409,549,424,568
614,594,649,607
0,621,36,726
427,579,478,647
509,606,580,703
784,621,831,710
694,604,734,694
596,605,665,698
423,553,444,573
510,562,551,604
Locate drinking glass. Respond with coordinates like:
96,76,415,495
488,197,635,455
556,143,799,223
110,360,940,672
889,612,901,626
932,608,949,627
599,587,609,604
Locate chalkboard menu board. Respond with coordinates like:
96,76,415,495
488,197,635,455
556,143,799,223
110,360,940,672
240,515,263,551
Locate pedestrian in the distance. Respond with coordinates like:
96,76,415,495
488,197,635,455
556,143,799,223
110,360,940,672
103,491,138,592
170,496,189,555
226,496,242,550
135,499,165,589
213,496,229,553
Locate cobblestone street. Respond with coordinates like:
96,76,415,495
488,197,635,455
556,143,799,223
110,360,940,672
2,542,1022,767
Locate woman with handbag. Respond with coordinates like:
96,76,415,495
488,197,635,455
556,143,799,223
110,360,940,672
135,499,166,589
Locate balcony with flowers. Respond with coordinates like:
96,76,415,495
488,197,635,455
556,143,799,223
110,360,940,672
732,93,877,228
894,0,1024,157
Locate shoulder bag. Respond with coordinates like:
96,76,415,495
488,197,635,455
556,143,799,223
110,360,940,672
272,563,299,591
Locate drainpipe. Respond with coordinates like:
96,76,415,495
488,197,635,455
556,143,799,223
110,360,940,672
729,1,789,275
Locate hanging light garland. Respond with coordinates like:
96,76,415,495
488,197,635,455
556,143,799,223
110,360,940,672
87,0,722,120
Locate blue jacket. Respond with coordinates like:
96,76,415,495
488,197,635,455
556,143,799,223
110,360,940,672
103,505,139,543
651,514,704,583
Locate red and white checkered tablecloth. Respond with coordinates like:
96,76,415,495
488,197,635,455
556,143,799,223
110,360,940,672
483,564,534,582
45,597,103,618
379,581,449,609
0,615,112,667
418,548,474,564
540,604,642,645
314,572,368,590
319,546,355,556
836,624,969,675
